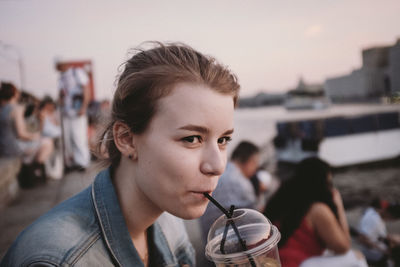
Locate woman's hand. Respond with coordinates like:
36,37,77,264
331,187,351,241
332,187,344,210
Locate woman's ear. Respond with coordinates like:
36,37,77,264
113,121,137,160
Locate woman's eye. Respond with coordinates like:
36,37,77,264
182,136,202,144
218,136,232,146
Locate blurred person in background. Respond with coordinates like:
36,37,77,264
38,96,64,180
357,197,400,266
200,141,261,246
86,100,101,158
86,99,111,159
39,96,61,139
56,60,90,171
100,99,111,119
0,82,53,183
263,157,367,267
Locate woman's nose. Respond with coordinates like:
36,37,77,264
200,144,226,176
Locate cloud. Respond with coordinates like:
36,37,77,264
305,24,323,37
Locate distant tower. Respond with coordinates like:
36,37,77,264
297,76,306,91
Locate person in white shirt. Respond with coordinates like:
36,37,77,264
358,198,400,266
56,61,90,171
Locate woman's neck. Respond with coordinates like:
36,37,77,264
113,157,162,239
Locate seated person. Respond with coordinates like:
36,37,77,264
200,141,260,243
357,197,400,266
38,96,61,139
0,82,53,181
263,157,367,267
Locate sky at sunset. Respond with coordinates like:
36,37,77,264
1,0,400,99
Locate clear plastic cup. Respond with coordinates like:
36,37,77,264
205,208,281,267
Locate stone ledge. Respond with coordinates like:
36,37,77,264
0,158,21,210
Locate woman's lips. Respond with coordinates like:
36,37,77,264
190,190,213,200
191,189,213,195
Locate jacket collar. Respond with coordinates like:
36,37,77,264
91,168,177,266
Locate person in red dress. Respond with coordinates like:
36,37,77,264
263,157,366,267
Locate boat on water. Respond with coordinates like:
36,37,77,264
232,104,400,167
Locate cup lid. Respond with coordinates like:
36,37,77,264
205,208,280,263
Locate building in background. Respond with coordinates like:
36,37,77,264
284,78,329,110
388,39,400,96
238,78,329,110
325,39,400,103
238,92,285,107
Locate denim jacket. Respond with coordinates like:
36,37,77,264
1,168,195,266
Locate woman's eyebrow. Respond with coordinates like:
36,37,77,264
178,125,234,136
178,125,209,134
223,129,234,135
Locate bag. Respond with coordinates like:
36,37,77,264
18,162,46,188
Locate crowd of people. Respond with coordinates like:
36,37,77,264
0,82,56,185
1,41,399,267
0,75,110,186
200,142,399,266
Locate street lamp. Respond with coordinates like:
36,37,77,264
0,41,26,90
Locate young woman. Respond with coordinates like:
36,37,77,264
1,42,240,266
263,157,367,267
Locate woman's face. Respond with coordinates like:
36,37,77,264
133,83,235,219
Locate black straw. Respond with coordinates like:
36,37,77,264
203,193,230,217
204,193,257,267
220,205,235,254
